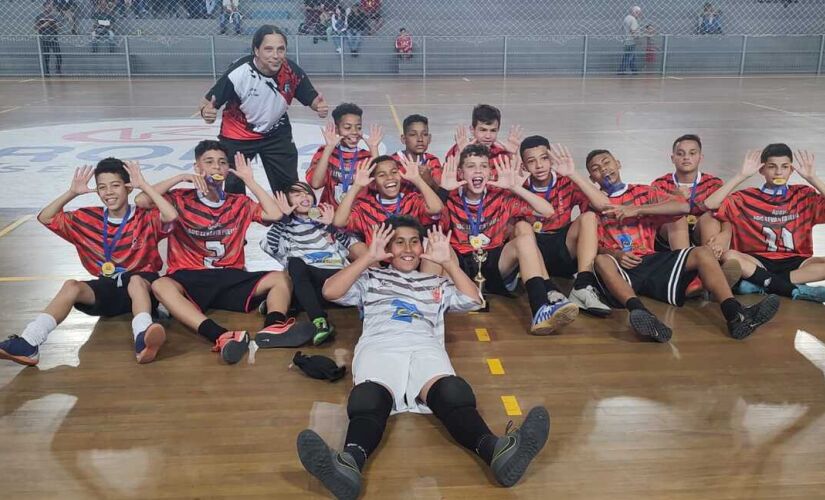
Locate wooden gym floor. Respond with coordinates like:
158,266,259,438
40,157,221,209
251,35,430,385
0,75,824,499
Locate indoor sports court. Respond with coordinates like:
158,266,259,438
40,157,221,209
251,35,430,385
1,1,825,499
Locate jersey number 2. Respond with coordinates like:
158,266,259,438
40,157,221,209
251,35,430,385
762,226,794,252
204,241,226,268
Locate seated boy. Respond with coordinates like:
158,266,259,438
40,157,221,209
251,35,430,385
521,137,612,316
307,103,382,207
439,144,579,334
260,182,364,345
333,155,442,244
296,220,550,499
391,113,443,190
583,149,779,342
716,144,825,303
445,104,521,167
136,140,302,365
0,159,177,366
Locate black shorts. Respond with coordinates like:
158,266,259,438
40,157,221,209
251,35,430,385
536,226,578,278
75,272,159,317
754,255,807,282
457,247,519,296
597,248,697,307
168,269,271,313
220,130,298,195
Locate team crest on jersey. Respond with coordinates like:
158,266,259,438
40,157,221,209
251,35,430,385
283,83,291,94
390,299,423,323
431,287,442,302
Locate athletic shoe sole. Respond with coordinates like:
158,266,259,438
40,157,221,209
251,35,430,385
312,327,334,346
629,309,672,343
729,294,780,340
297,429,361,500
221,332,249,364
530,303,579,335
493,407,551,487
0,348,38,366
136,323,166,364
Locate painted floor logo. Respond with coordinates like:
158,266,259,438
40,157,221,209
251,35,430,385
0,119,327,209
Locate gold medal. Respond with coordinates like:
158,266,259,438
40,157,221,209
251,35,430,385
308,207,321,220
533,221,543,233
210,174,225,182
101,261,116,276
470,235,483,250
773,178,787,185
686,215,697,226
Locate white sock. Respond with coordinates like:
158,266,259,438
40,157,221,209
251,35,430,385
131,313,153,340
21,313,57,346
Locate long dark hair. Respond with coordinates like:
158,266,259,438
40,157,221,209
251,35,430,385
251,25,288,55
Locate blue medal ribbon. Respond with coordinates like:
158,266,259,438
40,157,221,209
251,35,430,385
101,205,131,276
338,146,358,193
378,194,403,217
528,174,556,201
461,191,485,237
761,183,788,198
602,179,627,196
205,175,225,201
673,172,699,212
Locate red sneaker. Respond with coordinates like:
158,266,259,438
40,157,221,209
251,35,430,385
685,276,704,299
212,331,249,365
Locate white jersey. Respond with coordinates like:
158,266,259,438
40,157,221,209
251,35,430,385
335,267,480,349
260,215,356,269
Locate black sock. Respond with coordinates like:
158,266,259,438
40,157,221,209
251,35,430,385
625,297,647,312
720,298,744,322
427,376,497,465
526,277,548,316
197,319,227,342
264,311,287,327
475,434,498,465
574,271,597,290
544,279,560,293
747,268,797,297
343,382,393,471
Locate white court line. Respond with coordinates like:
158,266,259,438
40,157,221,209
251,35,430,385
462,77,471,82
741,101,825,123
0,106,21,114
666,76,684,80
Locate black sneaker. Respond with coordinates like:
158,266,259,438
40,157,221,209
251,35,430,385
629,309,672,343
297,429,361,500
490,406,550,487
727,294,780,340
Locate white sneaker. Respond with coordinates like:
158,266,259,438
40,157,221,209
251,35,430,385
569,285,612,318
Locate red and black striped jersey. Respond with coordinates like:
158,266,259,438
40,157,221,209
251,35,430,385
207,56,318,141
441,187,533,255
524,173,590,232
650,171,723,215
164,189,264,273
390,151,443,191
597,184,680,256
305,145,373,208
444,142,510,181
346,192,437,245
44,206,165,276
716,185,825,259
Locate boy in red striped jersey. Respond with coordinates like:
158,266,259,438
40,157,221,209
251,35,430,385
391,114,443,190
520,137,612,317
716,144,825,303
0,159,178,366
444,104,522,167
584,149,779,342
136,140,304,365
307,103,382,207
439,144,580,335
333,155,443,244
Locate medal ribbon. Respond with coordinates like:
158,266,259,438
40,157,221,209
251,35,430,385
529,174,556,201
378,194,403,217
205,175,225,201
102,205,131,275
673,172,699,212
338,146,358,193
760,183,788,198
461,191,485,237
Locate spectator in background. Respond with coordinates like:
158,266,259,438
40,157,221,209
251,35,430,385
698,3,723,34
219,0,242,35
643,24,657,70
360,0,381,34
91,0,117,53
348,4,369,57
329,4,350,54
395,27,412,59
206,0,220,18
53,0,77,35
619,5,641,74
35,2,62,76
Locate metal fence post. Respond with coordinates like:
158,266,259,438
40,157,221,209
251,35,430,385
422,36,427,78
503,35,508,77
661,34,669,77
35,35,45,78
124,36,132,79
295,36,301,65
582,35,588,77
210,36,217,79
739,35,748,76
340,36,345,78
817,33,824,76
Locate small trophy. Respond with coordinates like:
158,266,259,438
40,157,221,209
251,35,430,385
470,235,488,311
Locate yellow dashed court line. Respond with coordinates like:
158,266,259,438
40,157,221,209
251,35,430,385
475,328,490,342
385,94,403,135
501,396,522,416
0,214,34,238
486,358,505,375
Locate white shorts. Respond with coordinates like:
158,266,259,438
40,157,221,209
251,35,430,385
352,341,455,414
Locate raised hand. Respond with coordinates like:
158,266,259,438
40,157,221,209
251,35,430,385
549,144,576,177
200,96,218,124
488,155,521,191
399,154,422,184
454,125,471,153
273,191,295,216
353,158,375,188
439,154,467,192
183,173,209,194
312,92,329,119
123,160,147,189
421,227,453,266
367,223,395,263
322,121,341,147
796,150,816,181
230,152,254,182
501,124,524,153
740,149,762,178
70,165,95,195
366,124,384,151
602,204,640,223
318,203,335,225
